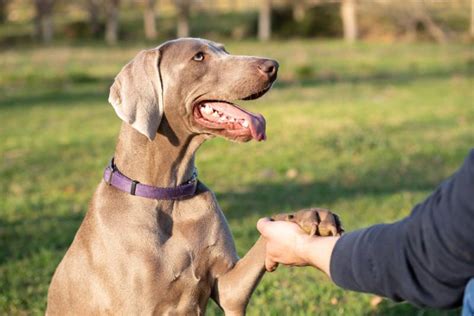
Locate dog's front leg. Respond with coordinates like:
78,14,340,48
211,208,343,315
211,237,267,316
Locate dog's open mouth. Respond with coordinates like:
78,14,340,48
192,87,270,141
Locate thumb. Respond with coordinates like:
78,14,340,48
265,256,279,272
257,217,272,236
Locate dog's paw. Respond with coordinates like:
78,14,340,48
271,208,344,237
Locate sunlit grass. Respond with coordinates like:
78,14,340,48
1,40,472,315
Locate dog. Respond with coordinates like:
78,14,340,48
46,38,342,315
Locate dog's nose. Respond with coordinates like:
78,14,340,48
258,59,279,80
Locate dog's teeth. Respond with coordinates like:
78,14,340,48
202,105,213,114
212,111,220,118
242,120,249,128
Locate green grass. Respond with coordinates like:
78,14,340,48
1,40,473,315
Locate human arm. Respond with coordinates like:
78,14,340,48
258,149,474,309
330,150,474,308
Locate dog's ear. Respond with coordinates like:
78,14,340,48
108,48,164,140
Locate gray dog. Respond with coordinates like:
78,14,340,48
46,38,342,315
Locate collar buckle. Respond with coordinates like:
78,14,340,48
187,169,198,185
106,157,117,185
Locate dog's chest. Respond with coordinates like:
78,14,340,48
157,215,236,281
144,214,235,312
149,199,238,300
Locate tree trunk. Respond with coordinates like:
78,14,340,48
341,0,357,43
176,0,190,38
470,0,474,37
0,0,8,24
105,0,120,45
293,0,306,22
413,1,447,43
144,0,157,40
177,15,189,38
34,0,55,43
258,0,271,41
87,0,102,37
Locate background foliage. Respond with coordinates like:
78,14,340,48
0,0,472,45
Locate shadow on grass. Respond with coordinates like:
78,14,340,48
374,300,460,316
0,86,109,109
216,152,457,221
274,65,472,89
0,71,112,110
1,62,472,110
0,213,83,265
1,148,461,266
216,178,434,222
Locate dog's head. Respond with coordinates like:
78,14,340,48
109,38,278,142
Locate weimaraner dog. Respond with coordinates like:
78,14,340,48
46,38,342,315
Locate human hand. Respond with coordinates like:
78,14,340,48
257,218,311,271
257,217,340,277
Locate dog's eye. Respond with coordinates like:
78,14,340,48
193,52,205,62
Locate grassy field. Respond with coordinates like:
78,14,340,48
1,39,473,315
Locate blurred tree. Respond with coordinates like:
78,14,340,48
0,0,9,24
87,0,103,38
292,0,307,22
412,0,447,43
471,0,474,37
175,0,191,37
34,0,55,43
340,0,357,43
105,0,120,44
143,0,157,40
259,0,271,41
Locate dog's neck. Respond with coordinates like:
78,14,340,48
114,121,206,188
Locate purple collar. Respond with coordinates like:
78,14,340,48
103,158,198,200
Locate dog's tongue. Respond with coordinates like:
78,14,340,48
245,112,266,141
204,102,266,141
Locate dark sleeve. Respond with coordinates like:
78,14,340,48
330,149,474,309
